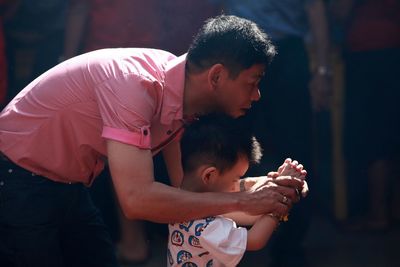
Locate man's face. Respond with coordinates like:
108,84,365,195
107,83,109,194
210,156,249,193
216,64,265,118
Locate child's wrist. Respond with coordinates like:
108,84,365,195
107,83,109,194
260,214,280,231
266,213,280,224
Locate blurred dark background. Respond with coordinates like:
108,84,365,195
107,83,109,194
0,0,399,266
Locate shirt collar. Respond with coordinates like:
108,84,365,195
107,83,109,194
160,53,187,125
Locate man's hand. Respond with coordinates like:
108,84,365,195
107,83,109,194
242,158,310,222
251,175,305,203
238,184,294,218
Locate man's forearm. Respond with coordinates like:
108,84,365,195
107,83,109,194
162,140,183,187
119,181,241,223
107,140,292,223
107,140,239,223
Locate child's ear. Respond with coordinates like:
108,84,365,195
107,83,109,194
200,166,218,185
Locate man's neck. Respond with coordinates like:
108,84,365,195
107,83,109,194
182,72,215,118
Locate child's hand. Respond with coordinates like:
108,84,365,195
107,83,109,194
277,158,307,180
276,158,309,198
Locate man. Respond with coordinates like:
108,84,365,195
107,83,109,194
0,15,306,266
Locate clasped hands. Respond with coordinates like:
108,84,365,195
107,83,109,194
248,158,309,219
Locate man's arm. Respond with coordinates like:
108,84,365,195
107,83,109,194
107,140,291,223
162,140,183,187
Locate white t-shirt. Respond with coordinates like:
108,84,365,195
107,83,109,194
167,216,247,267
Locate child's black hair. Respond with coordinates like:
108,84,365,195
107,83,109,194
181,113,262,174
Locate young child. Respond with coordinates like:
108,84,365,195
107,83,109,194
167,114,306,267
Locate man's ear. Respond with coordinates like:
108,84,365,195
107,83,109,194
208,64,225,89
200,166,218,185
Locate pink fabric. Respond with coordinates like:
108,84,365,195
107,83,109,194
0,48,187,184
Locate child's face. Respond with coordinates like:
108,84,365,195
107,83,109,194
211,157,249,193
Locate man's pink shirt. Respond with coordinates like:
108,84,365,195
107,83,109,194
0,48,186,184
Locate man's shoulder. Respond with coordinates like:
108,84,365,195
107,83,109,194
81,48,178,83
133,48,178,73
85,48,176,64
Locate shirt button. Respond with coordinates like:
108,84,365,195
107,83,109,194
0,181,4,186
8,169,13,173
143,129,148,136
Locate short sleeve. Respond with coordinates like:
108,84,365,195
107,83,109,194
95,73,160,149
198,217,247,266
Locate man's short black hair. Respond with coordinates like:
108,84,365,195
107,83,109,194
186,15,276,78
181,113,262,174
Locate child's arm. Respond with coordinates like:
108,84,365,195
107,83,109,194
223,211,262,226
246,214,279,251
